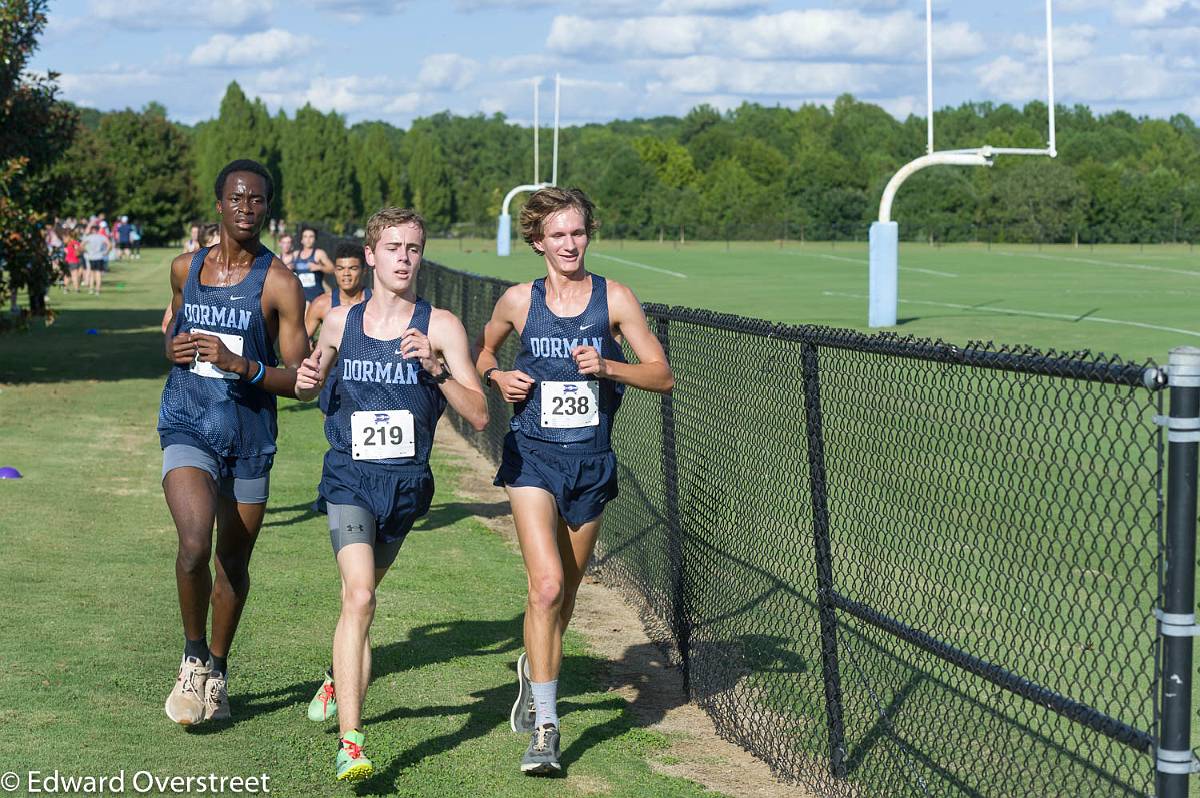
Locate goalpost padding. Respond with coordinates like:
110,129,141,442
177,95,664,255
496,213,513,257
869,221,898,328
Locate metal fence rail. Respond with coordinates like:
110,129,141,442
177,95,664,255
310,231,1194,797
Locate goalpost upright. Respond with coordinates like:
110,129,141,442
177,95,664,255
868,0,1057,326
497,74,561,256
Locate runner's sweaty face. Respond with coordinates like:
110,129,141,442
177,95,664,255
217,172,269,244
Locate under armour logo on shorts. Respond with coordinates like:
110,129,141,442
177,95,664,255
346,524,365,533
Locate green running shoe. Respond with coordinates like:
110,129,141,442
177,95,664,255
336,729,373,782
307,669,337,722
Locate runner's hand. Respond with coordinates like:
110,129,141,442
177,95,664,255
191,332,243,374
493,369,535,403
168,331,195,365
572,345,609,378
296,349,323,394
401,328,442,376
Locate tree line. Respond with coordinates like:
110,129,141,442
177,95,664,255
56,81,1200,247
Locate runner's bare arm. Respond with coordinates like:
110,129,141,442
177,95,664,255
474,283,535,403
572,281,672,393
295,305,348,401
164,252,195,365
426,309,488,431
305,293,330,338
258,260,310,395
313,248,335,273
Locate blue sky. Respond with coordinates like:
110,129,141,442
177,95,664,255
29,0,1200,129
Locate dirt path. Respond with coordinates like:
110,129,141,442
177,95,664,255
436,424,813,798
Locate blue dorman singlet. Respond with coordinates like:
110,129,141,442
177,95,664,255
318,287,372,413
510,274,625,451
294,248,324,300
324,299,446,466
158,245,278,457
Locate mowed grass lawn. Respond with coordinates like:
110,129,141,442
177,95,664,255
0,249,722,798
430,238,1200,364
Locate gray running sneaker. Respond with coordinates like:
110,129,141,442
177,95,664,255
521,723,561,775
510,652,535,733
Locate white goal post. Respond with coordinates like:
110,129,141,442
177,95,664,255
497,74,561,256
868,0,1057,327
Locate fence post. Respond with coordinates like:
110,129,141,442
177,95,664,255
801,342,847,777
655,315,689,696
1157,346,1200,797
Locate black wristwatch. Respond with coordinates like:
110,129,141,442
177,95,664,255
430,365,452,385
483,367,498,388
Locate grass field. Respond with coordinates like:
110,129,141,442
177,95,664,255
0,249,727,798
427,238,1200,364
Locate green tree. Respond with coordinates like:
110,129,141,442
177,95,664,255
280,104,357,228
193,82,280,219
405,132,452,231
350,121,404,216
95,106,195,244
49,125,116,219
0,0,77,315
984,158,1085,243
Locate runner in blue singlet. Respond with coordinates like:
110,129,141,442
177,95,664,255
475,187,673,775
294,226,334,304
159,159,309,728
294,207,487,782
305,241,372,415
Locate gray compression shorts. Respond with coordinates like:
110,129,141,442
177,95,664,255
162,444,270,505
327,503,405,570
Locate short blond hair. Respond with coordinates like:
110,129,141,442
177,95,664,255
519,187,597,250
365,207,426,251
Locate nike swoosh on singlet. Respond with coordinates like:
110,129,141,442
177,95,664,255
579,324,593,330
229,296,245,301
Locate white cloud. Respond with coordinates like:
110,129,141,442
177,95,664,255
547,10,983,63
87,0,274,30
188,29,316,68
417,54,480,92
41,13,87,43
1114,0,1199,27
455,0,556,10
56,66,164,106
650,56,888,97
978,53,1187,104
305,0,409,12
656,0,767,12
1011,24,1096,64
252,73,429,118
1134,26,1200,55
550,16,702,57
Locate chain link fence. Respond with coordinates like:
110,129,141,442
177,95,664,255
411,255,1186,797
309,222,1193,795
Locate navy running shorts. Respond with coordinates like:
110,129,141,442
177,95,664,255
315,448,433,544
162,441,272,504
493,431,618,527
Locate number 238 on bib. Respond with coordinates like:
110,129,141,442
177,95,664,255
540,381,599,429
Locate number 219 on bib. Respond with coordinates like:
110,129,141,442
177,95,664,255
351,410,415,460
